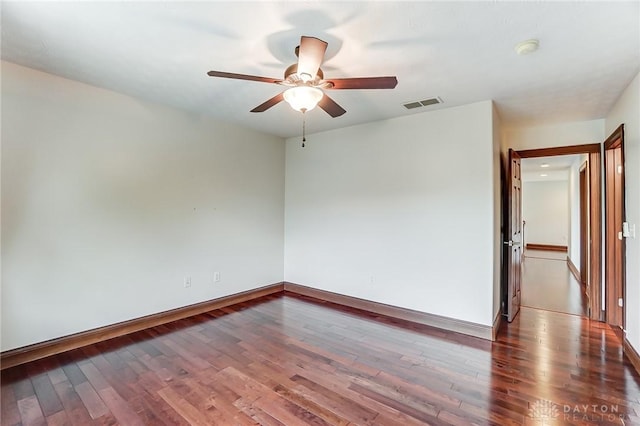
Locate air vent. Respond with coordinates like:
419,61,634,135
403,101,422,109
403,97,443,110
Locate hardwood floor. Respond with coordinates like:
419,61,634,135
522,250,588,316
2,294,639,425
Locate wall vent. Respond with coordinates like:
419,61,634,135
403,97,443,110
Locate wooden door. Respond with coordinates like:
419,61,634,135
579,163,588,287
506,149,522,322
588,151,602,321
604,125,625,327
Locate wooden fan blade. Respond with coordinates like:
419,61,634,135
326,76,398,90
250,92,284,113
207,71,282,84
297,36,328,81
318,94,346,118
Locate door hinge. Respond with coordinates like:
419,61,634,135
617,165,623,174
618,298,624,308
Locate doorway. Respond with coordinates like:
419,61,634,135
502,143,601,322
519,154,589,316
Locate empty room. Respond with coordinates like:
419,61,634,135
2,2,640,425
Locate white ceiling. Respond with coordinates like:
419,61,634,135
521,154,584,182
2,1,639,139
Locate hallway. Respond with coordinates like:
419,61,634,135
521,249,588,316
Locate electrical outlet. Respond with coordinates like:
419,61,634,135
184,276,191,288
214,272,220,282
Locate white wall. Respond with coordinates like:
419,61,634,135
503,119,605,152
522,180,569,247
492,104,502,320
606,72,640,353
1,62,285,351
284,101,496,326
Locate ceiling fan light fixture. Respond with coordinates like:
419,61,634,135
283,86,324,112
208,36,396,118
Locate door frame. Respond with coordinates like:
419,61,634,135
512,143,602,321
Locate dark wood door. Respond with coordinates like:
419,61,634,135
506,149,522,322
579,164,588,287
604,125,625,328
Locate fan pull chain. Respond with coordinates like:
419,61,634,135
302,110,306,147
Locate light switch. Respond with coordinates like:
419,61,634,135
623,222,636,239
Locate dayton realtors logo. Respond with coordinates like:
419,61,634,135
529,399,628,423
529,399,559,421
563,403,627,422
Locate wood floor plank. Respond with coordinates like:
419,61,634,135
76,363,109,392
12,376,36,401
348,381,443,424
157,385,215,426
17,395,46,426
181,377,257,425
233,397,287,426
51,381,94,425
215,366,273,403
137,391,191,426
59,363,86,388
272,383,351,426
73,382,109,420
45,410,71,426
161,338,211,371
252,394,333,426
31,373,64,417
1,376,22,425
4,291,640,425
97,386,144,426
267,359,430,426
124,394,174,426
216,366,332,425
287,375,376,424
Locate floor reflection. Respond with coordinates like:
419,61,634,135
521,249,587,316
491,307,640,424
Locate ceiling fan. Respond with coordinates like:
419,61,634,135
207,36,398,118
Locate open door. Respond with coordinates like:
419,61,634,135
579,163,588,288
604,124,625,328
506,149,522,322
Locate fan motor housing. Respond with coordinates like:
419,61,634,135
284,63,324,82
